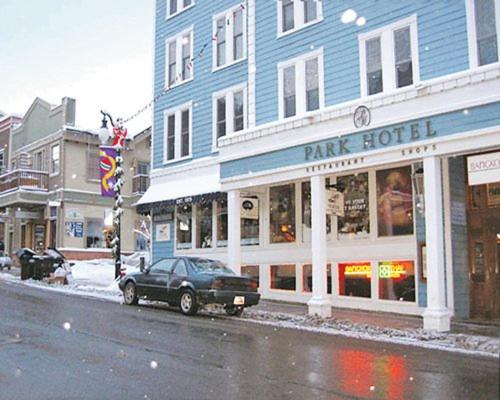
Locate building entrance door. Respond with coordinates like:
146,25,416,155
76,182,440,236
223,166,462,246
467,182,500,319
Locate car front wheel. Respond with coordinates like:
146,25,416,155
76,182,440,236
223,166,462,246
179,290,198,316
123,282,139,305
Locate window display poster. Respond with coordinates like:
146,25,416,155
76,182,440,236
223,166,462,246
376,166,414,236
337,173,370,237
156,223,171,242
65,221,83,238
326,189,344,217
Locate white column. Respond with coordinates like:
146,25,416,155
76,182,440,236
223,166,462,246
307,175,332,318
423,156,451,331
227,190,241,275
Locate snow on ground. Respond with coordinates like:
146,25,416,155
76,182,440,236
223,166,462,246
1,258,499,358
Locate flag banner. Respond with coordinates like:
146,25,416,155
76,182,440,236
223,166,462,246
100,146,117,197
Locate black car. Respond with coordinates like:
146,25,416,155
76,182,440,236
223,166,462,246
118,257,260,316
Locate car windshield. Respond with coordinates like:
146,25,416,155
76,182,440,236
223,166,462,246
190,259,234,275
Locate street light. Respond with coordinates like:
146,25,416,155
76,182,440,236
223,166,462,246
98,110,127,279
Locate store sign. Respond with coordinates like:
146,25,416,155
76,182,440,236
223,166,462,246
65,209,83,220
156,223,170,242
15,211,40,220
326,189,344,217
467,152,500,185
378,261,409,279
153,213,173,222
241,198,259,220
343,263,372,278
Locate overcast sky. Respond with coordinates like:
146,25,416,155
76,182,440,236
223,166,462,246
0,0,154,135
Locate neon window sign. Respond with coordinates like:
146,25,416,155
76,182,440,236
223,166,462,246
343,263,371,278
378,262,409,279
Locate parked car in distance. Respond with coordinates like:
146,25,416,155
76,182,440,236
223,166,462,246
119,257,260,316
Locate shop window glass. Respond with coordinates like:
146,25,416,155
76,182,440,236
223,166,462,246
475,0,498,66
376,166,414,236
196,203,213,248
242,265,259,287
241,197,259,246
270,184,296,243
216,199,228,247
302,264,331,294
86,218,104,248
301,181,331,243
270,264,296,290
337,173,370,238
378,261,415,302
338,262,371,298
176,204,192,249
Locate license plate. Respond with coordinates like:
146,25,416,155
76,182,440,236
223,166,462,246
234,296,245,305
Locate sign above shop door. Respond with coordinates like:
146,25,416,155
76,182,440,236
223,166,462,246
467,151,500,185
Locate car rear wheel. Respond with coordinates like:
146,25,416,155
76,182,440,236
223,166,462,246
225,306,244,317
179,290,198,316
123,282,139,305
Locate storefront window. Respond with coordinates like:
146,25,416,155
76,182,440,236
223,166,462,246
241,197,259,245
376,166,414,236
338,262,371,298
378,260,415,301
176,204,192,249
270,184,296,243
241,265,259,287
216,199,228,247
337,173,370,238
301,182,331,242
302,264,331,294
196,203,213,248
86,218,104,248
270,264,296,290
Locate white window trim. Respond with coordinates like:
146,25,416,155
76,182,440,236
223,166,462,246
276,0,323,39
212,4,247,72
50,143,60,177
166,0,195,20
212,83,248,152
277,48,325,120
165,26,194,89
466,0,500,68
163,101,193,164
359,14,420,98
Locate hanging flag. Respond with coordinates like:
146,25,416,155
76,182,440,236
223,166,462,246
100,146,117,197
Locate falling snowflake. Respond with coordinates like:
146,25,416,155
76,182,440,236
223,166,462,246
369,386,375,392
63,322,71,331
150,361,158,369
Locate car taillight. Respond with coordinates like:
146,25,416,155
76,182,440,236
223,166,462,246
211,279,223,289
249,280,258,290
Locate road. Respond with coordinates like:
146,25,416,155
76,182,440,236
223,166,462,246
0,280,498,400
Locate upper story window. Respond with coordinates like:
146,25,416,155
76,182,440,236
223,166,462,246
51,143,60,175
87,147,100,181
278,49,324,119
165,27,193,88
167,0,194,19
213,5,246,70
277,0,323,37
359,15,419,97
164,102,192,163
213,83,247,150
467,0,500,67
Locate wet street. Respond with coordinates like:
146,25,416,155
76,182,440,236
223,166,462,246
0,280,498,400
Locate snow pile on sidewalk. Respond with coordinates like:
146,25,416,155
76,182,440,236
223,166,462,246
239,310,500,358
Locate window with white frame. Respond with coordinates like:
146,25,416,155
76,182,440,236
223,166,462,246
213,5,246,69
278,49,324,119
164,102,192,162
213,84,247,148
165,28,193,87
0,149,4,172
51,143,60,175
467,0,500,67
359,15,419,97
277,0,323,36
167,0,194,19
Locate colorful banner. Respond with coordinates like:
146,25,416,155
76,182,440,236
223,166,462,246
100,147,117,197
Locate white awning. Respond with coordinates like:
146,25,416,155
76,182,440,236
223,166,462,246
137,164,221,207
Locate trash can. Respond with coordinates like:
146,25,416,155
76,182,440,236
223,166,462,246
17,248,36,280
31,255,61,280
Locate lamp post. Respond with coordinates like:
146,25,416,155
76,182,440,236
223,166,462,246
98,111,127,279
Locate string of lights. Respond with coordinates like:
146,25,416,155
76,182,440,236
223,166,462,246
123,3,245,124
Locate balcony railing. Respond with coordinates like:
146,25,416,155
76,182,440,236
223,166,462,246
132,174,150,195
0,169,49,194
